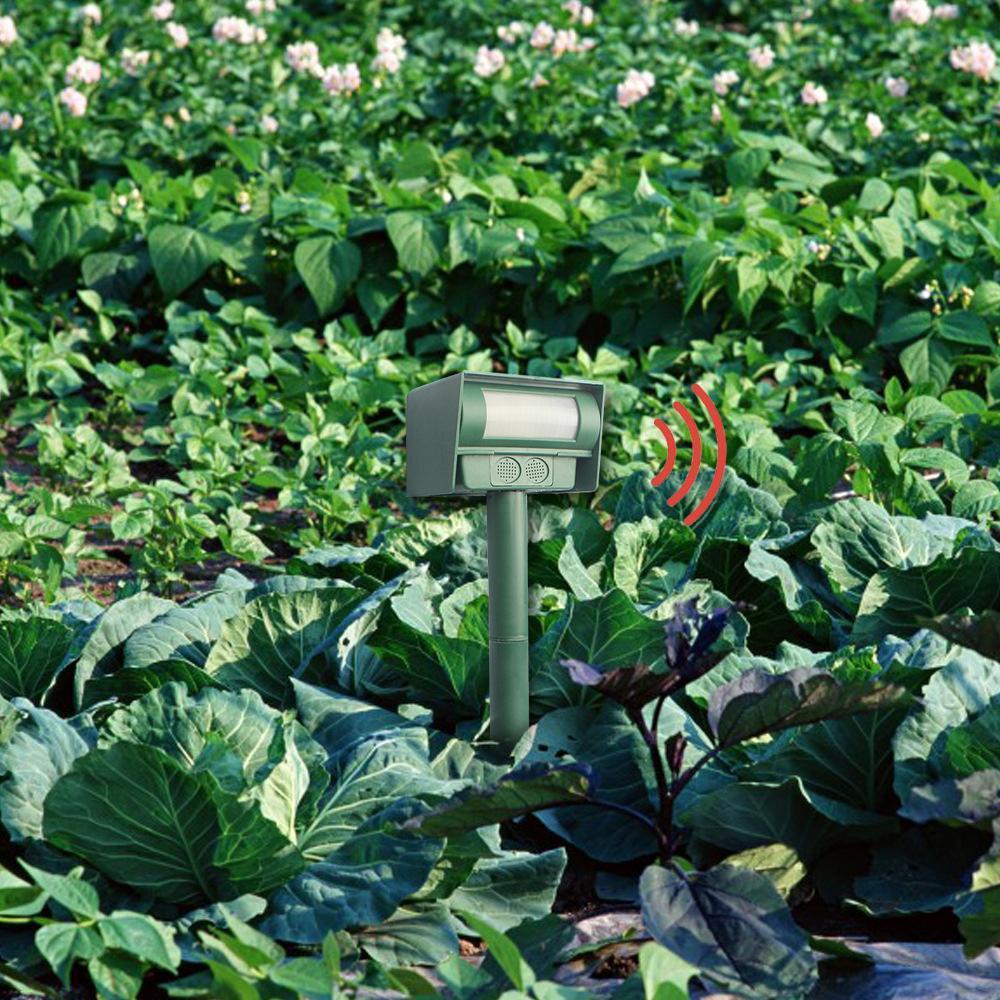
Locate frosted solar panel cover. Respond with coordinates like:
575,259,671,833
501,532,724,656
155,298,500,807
482,390,579,440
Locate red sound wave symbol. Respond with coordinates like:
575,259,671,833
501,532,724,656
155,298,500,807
651,384,727,527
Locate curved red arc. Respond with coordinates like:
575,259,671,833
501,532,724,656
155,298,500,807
667,401,701,508
684,384,727,527
650,418,676,487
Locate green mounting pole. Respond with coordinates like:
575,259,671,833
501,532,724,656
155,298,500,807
486,489,529,750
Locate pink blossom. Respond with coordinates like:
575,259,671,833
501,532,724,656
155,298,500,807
562,0,594,25
149,0,173,20
884,75,909,97
616,68,654,108
0,15,16,46
889,0,932,25
285,41,322,76
474,45,505,78
865,111,885,137
65,56,101,85
0,110,23,130
121,48,150,76
712,69,739,96
748,44,775,70
212,15,265,44
673,17,699,38
950,41,996,81
59,86,88,117
932,3,959,18
261,113,278,133
530,21,555,49
497,21,528,44
322,62,361,95
166,21,188,48
372,28,406,74
79,4,102,24
552,28,579,57
246,0,276,14
800,81,829,105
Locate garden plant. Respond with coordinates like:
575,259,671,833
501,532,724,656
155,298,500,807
0,0,999,996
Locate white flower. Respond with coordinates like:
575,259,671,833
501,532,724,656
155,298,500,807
149,0,173,21
165,21,188,48
748,44,775,70
712,69,739,96
260,113,278,133
497,20,527,44
673,17,699,38
800,81,828,104
322,62,361,95
0,110,23,130
120,48,150,76
59,86,88,117
372,27,406,74
884,75,909,97
65,56,102,85
530,72,548,89
933,3,960,17
889,0,932,25
530,21,555,49
246,0,276,15
79,4,102,25
711,102,723,123
212,15,264,44
285,41,322,75
950,41,996,81
865,111,884,137
474,45,505,78
0,14,16,46
617,68,655,108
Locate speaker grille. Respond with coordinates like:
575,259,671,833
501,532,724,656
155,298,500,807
494,456,521,484
524,458,549,483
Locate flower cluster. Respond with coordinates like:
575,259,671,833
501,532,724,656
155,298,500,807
950,41,996,81
245,0,276,15
372,28,406,75
121,48,150,77
59,86,88,117
673,17,699,38
149,0,173,20
285,41,323,76
748,44,775,71
165,21,188,48
933,3,960,18
322,62,361,95
66,56,101,85
0,110,23,130
617,68,654,108
497,21,528,44
212,15,266,45
474,45,505,78
0,14,16,45
801,81,829,105
712,69,739,96
562,0,595,25
889,0,931,25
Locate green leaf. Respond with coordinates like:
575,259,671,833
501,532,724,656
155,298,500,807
386,211,444,276
34,199,95,270
98,913,181,971
723,844,806,899
148,224,222,300
926,609,1000,660
638,941,699,1000
43,742,304,905
21,862,101,919
936,311,993,346
0,704,94,842
204,587,364,706
263,802,443,944
36,923,104,987
456,910,536,993
708,667,909,748
640,864,817,998
404,763,592,839
899,336,954,392
0,616,72,703
294,237,362,316
87,951,146,1000
858,178,893,212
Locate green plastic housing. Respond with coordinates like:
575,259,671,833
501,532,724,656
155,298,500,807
406,372,605,498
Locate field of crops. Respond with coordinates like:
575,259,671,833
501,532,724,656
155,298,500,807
0,0,998,997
